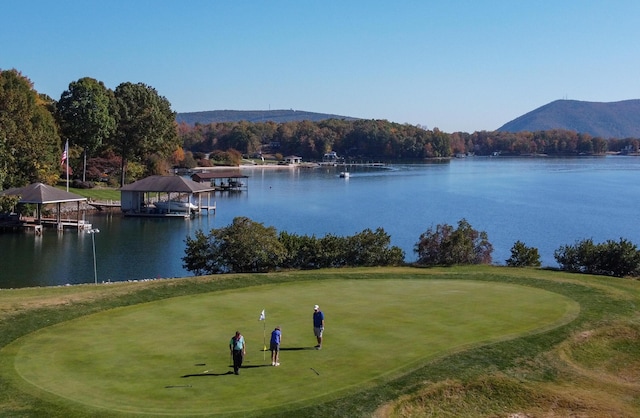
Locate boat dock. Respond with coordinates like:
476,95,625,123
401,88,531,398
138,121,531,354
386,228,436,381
122,200,216,218
0,215,92,234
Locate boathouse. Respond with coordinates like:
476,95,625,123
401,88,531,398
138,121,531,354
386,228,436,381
190,170,249,192
0,182,89,232
284,155,302,165
120,175,215,217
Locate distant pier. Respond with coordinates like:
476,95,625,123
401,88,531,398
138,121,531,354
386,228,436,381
87,200,121,211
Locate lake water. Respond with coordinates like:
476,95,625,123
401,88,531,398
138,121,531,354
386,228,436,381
2,156,639,288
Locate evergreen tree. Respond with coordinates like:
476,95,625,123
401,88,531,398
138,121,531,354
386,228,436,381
506,240,541,267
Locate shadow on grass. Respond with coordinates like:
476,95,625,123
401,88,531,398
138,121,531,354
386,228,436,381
280,346,316,351
181,363,273,377
181,371,234,377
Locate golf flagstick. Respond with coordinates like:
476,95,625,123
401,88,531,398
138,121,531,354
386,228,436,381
259,309,266,361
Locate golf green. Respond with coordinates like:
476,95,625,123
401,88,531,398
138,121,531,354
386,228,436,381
3,279,577,415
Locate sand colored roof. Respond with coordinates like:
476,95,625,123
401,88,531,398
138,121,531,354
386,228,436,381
0,183,87,204
120,175,215,193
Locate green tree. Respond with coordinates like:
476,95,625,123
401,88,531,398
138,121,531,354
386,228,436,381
554,238,640,278
345,228,405,266
183,217,286,274
279,231,322,269
554,238,598,274
0,135,7,187
595,238,640,277
414,218,493,266
0,195,20,213
506,240,541,267
182,230,215,276
0,69,61,188
111,82,179,185
57,77,116,181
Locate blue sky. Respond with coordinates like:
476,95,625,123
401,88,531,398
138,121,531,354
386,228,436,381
2,1,638,133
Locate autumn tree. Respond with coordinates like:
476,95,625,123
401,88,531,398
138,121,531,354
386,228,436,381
414,219,493,266
57,77,116,181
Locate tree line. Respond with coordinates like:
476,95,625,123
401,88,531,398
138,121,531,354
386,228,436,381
0,69,179,190
183,217,640,279
178,121,640,164
3,68,640,192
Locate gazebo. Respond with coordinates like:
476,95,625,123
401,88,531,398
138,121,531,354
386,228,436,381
120,175,216,217
0,183,88,231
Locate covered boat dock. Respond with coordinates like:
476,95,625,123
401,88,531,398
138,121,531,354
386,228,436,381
0,183,90,233
120,175,216,217
191,170,249,192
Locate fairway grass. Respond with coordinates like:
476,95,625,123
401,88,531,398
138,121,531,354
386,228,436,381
0,266,639,417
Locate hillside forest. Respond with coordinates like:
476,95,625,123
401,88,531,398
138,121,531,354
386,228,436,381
2,68,640,190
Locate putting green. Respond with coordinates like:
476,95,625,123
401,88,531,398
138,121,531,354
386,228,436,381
3,279,577,415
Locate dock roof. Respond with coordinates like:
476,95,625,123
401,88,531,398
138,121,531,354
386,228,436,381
120,175,215,193
191,170,248,182
0,183,87,204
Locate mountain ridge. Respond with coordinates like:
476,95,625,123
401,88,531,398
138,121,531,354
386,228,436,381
176,109,358,125
497,99,640,138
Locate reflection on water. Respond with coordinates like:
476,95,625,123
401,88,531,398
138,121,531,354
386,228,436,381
2,156,640,288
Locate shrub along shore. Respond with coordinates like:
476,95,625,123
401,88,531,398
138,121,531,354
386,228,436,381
0,266,639,417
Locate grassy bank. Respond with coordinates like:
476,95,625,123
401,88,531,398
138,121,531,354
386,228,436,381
56,184,120,201
0,266,638,417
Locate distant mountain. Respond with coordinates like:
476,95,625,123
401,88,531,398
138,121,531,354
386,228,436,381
497,99,640,139
176,109,357,125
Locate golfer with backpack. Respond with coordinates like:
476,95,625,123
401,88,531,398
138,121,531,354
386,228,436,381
229,331,246,375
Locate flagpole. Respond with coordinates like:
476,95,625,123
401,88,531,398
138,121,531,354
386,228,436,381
259,309,266,361
65,140,69,192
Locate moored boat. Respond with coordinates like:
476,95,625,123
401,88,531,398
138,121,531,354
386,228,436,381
154,200,198,213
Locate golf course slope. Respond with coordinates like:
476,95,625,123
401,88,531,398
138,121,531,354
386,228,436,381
0,266,639,417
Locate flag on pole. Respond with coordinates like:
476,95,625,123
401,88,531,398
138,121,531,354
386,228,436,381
60,140,68,165
259,309,267,356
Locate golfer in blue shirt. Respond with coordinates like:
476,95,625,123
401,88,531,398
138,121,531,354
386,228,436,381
270,326,281,366
313,304,324,349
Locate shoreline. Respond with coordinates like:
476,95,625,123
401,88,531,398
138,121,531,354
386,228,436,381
193,163,321,171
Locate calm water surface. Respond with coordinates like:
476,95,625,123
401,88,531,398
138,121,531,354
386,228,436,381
2,156,639,288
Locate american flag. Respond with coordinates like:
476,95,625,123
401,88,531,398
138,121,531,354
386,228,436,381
60,140,68,165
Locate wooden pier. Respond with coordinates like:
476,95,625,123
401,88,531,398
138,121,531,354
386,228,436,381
87,200,121,211
0,216,92,234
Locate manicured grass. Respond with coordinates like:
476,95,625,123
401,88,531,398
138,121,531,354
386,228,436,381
57,185,120,201
0,266,639,417
4,279,574,415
